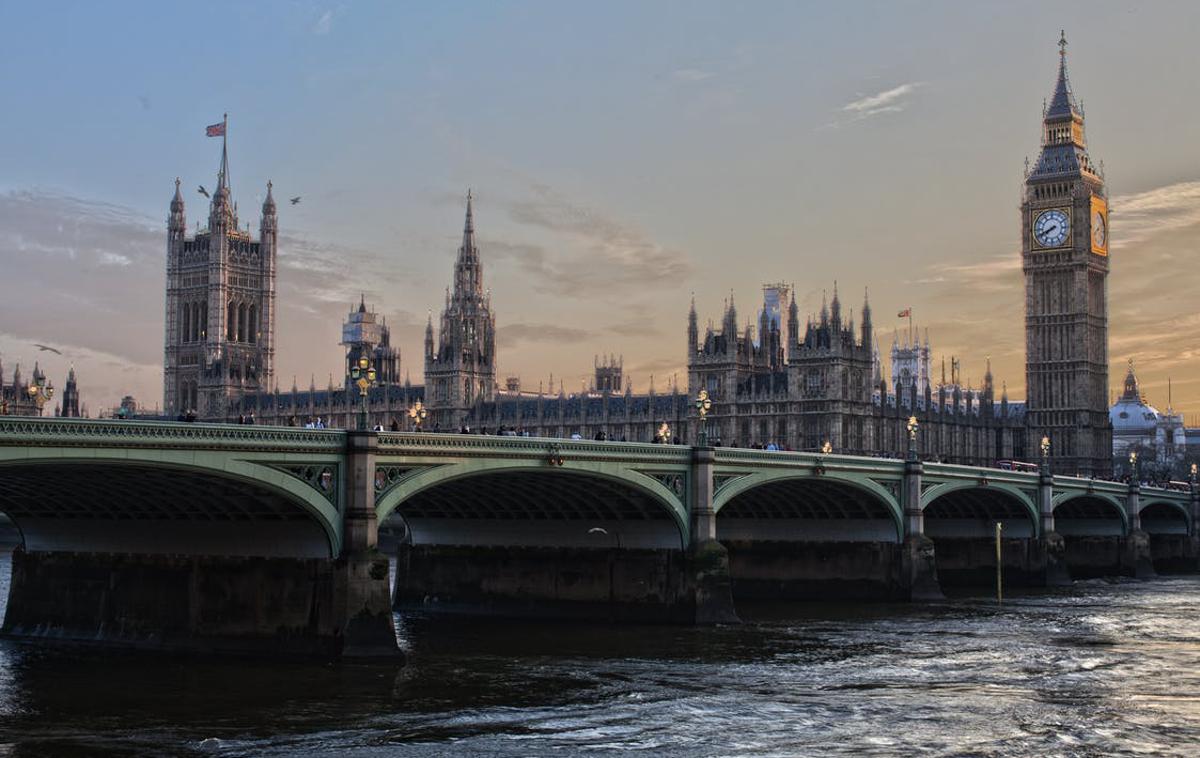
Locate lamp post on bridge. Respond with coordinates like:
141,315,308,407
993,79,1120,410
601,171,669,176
696,389,712,447
905,416,919,462
408,400,427,432
27,377,54,418
1040,435,1051,473
1129,450,1139,484
350,355,377,431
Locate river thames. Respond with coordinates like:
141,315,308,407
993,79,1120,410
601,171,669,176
1,555,1199,756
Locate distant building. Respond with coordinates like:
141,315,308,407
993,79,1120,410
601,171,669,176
163,130,277,420
341,297,400,388
0,360,78,418
1021,33,1112,476
1110,361,1187,465
59,365,81,417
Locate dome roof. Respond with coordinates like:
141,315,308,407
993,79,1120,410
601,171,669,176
1110,360,1159,431
1110,397,1160,432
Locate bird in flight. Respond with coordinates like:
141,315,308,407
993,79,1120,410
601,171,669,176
290,196,301,205
33,344,63,355
197,185,210,198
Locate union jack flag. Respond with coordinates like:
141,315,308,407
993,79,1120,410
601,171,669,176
205,121,226,137
897,308,911,318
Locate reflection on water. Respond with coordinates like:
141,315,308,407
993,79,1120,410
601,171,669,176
1,552,1199,756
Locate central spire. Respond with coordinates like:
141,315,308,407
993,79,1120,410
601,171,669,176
461,188,476,261
1045,30,1081,123
453,189,483,297
216,113,230,192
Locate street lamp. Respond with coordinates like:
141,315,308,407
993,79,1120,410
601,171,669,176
27,379,54,418
349,354,377,431
1040,435,1051,471
821,440,833,456
906,415,919,461
1129,450,1139,482
658,422,671,443
695,389,712,447
1191,462,1197,484
408,399,427,431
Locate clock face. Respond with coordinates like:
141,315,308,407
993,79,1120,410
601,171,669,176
1092,211,1107,248
1034,209,1070,248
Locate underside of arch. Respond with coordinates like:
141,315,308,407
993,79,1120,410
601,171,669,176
390,469,686,550
717,477,901,542
0,462,335,558
1053,495,1127,537
1141,501,1190,535
924,487,1037,538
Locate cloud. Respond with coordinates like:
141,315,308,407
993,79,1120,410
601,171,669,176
670,68,715,83
925,254,1021,294
313,10,333,35
1110,181,1200,249
843,83,921,114
823,82,925,130
497,185,692,296
496,322,593,349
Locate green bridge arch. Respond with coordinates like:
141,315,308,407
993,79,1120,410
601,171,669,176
1051,490,1129,535
920,480,1040,537
0,449,343,557
375,458,691,548
1139,498,1192,530
711,469,904,540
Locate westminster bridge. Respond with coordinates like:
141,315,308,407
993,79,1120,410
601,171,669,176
0,417,1196,657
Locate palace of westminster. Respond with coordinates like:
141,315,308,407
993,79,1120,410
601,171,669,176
0,35,1156,476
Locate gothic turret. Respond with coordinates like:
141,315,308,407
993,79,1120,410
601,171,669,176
687,295,698,355
860,288,872,348
830,281,841,329
169,178,186,236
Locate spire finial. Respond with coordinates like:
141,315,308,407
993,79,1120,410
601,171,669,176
1059,29,1067,58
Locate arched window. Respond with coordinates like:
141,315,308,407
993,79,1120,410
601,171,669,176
181,304,190,344
237,303,247,343
248,304,257,344
227,301,237,341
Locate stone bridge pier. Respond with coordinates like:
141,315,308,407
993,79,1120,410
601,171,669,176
0,421,399,659
380,438,737,624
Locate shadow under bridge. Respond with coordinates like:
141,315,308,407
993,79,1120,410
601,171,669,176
711,474,903,602
0,461,338,558
377,466,688,550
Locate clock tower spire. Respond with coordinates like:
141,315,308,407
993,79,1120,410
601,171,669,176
1022,31,1111,476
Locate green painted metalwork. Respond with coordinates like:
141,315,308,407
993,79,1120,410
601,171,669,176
2,418,1194,553
919,479,1041,535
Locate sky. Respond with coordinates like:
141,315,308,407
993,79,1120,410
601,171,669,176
1,1,1198,418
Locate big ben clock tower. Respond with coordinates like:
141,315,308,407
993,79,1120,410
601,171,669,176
1023,32,1112,476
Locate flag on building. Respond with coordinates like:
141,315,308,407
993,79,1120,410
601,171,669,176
897,308,911,318
205,121,226,137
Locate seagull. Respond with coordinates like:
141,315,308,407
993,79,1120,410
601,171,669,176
197,185,210,198
290,196,301,205
33,344,63,355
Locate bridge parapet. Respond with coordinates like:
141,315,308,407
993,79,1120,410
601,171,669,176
376,432,692,466
0,417,345,453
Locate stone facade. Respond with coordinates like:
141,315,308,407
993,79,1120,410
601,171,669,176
163,130,277,419
1021,34,1113,476
423,191,497,431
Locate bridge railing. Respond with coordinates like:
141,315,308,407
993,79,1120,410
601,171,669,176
376,431,693,464
0,416,346,452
